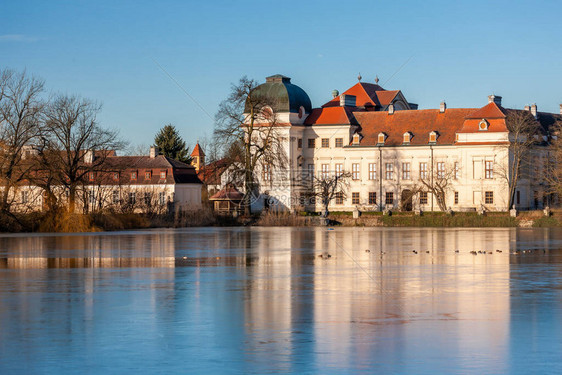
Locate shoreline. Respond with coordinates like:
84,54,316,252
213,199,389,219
2,209,562,233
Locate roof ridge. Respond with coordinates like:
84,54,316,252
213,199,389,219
465,102,506,119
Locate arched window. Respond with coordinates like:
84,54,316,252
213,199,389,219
429,131,439,143
377,132,387,145
403,132,412,144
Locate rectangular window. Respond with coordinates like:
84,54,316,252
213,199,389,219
402,162,411,180
335,138,343,148
368,163,377,180
335,163,343,176
485,161,494,179
145,171,152,180
420,191,428,205
21,191,28,204
263,164,271,182
297,138,303,149
113,190,120,204
437,162,445,179
335,192,344,205
454,162,460,180
144,192,152,205
385,192,394,205
420,162,428,179
516,190,520,205
129,192,136,205
352,192,360,205
131,171,137,181
112,172,119,181
307,164,314,179
321,164,330,178
352,163,360,180
485,191,494,204
160,171,167,179
321,138,329,148
307,138,315,148
89,172,95,181
454,191,459,204
385,163,394,180
159,192,166,205
369,192,377,205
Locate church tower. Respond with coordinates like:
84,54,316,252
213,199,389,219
190,142,205,171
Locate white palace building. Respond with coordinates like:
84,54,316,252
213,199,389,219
248,74,562,213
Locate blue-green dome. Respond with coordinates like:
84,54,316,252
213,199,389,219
245,75,312,114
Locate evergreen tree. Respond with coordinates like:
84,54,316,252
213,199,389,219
154,124,191,163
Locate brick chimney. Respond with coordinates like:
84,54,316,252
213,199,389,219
488,95,502,106
530,104,538,119
524,105,530,111
439,101,446,113
560,104,562,115
150,146,159,158
339,94,356,107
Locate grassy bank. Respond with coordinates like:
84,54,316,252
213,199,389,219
3,209,562,233
253,211,521,227
377,212,518,227
0,208,228,233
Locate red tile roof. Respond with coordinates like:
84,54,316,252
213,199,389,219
465,102,506,119
304,106,357,125
209,186,243,201
322,82,393,108
93,155,202,185
457,118,508,133
191,143,205,157
353,108,476,146
197,159,228,185
375,90,400,107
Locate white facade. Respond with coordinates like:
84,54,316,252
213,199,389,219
247,77,559,213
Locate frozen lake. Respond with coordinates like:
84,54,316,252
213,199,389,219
1,227,561,374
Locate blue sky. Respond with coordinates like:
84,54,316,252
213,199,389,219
1,0,561,149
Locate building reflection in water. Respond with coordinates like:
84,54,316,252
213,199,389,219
1,228,561,373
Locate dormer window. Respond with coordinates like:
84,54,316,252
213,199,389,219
478,119,489,131
403,132,412,144
377,132,387,145
429,131,439,143
352,133,361,145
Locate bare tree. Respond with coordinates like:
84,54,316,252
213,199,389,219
308,171,352,215
419,160,456,211
545,120,562,199
495,110,540,209
123,143,150,156
0,69,45,214
40,95,126,212
214,76,287,215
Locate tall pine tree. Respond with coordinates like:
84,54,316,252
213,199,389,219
154,124,191,163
